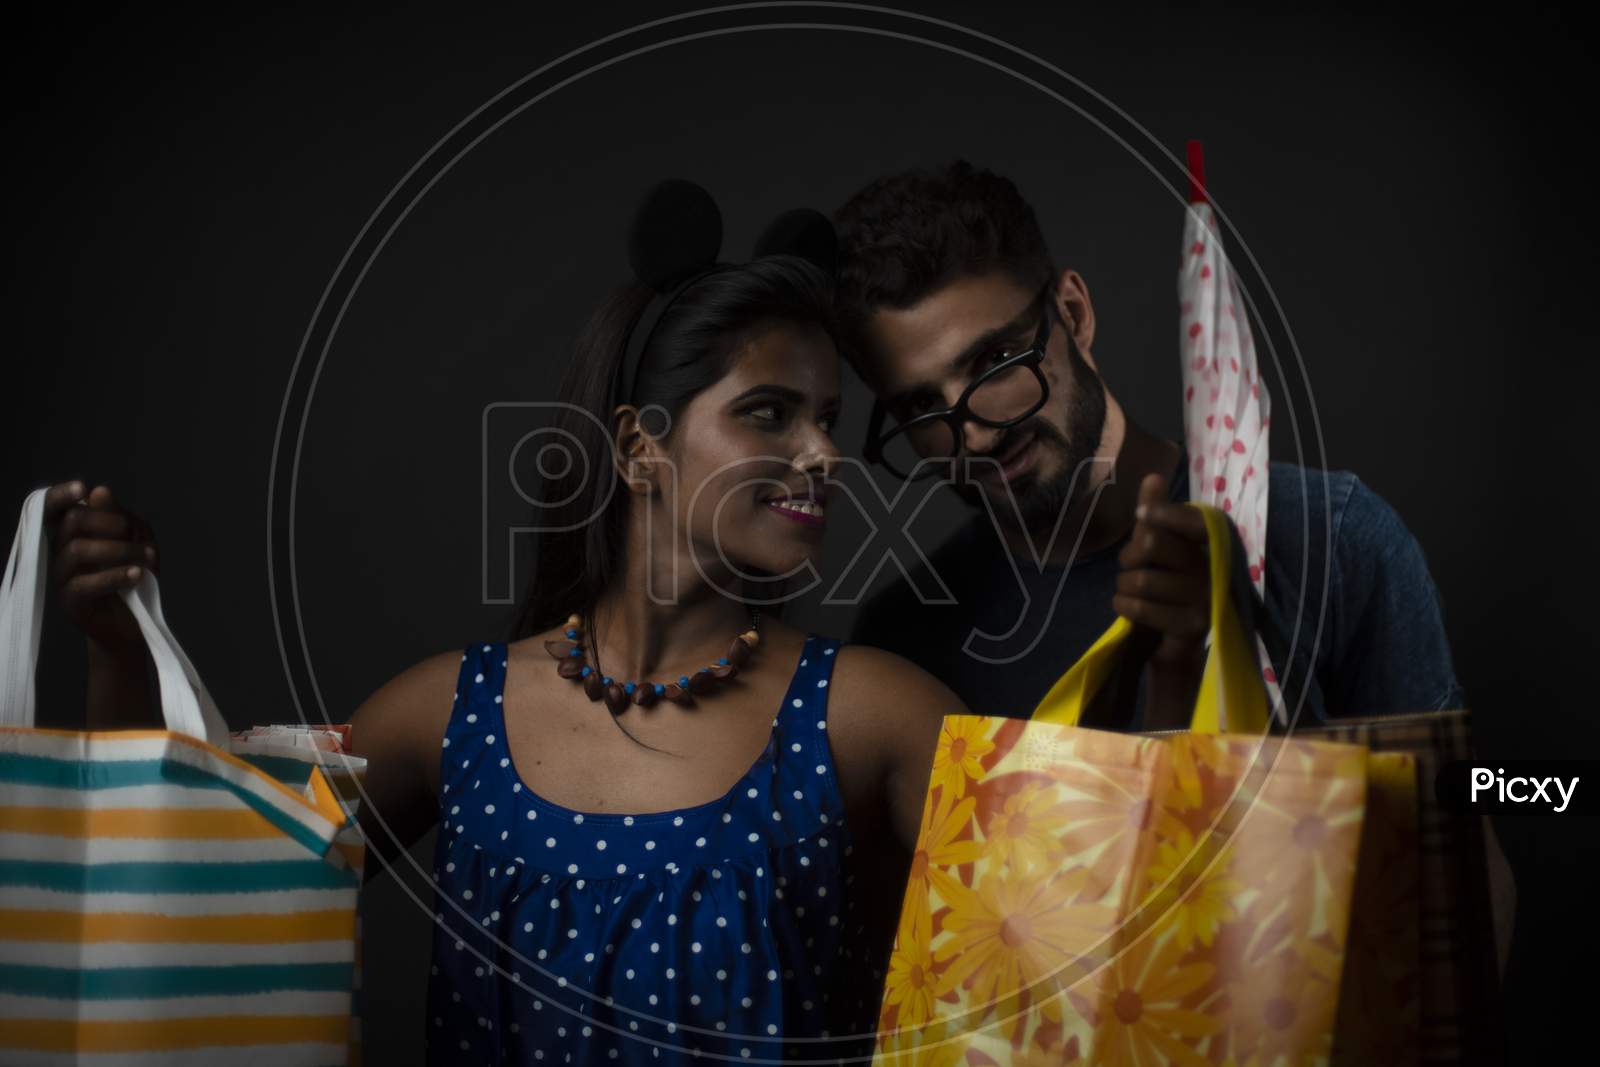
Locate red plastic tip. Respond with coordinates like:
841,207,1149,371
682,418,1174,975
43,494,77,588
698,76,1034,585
1186,140,1207,204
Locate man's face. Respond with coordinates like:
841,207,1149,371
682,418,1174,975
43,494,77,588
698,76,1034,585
861,271,1107,527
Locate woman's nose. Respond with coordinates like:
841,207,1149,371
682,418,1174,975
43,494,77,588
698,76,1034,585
793,434,841,479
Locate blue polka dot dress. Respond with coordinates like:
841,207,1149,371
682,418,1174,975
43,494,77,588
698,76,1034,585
425,634,882,1065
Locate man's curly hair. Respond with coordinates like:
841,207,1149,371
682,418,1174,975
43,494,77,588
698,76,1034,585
832,161,1056,367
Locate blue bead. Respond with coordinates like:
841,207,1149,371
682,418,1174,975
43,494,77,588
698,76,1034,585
569,647,582,657
624,682,636,694
565,629,577,639
580,666,591,678
698,667,709,674
603,676,613,686
654,684,665,695
717,657,729,665
679,676,690,687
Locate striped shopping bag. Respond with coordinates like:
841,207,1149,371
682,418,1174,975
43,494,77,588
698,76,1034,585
0,488,362,1066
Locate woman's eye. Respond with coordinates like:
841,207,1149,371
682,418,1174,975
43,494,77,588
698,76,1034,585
747,404,782,422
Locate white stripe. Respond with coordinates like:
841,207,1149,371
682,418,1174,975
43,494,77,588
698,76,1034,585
0,938,354,969
0,784,238,810
0,832,322,865
0,734,342,850
0,990,351,1022
0,734,196,762
0,886,356,916
0,1042,347,1067
159,743,341,847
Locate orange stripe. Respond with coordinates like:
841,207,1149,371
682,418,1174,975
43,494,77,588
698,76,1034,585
0,806,280,840
5,1015,349,1053
0,909,354,944
0,727,345,818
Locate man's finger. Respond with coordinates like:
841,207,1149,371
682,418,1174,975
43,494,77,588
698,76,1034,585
1115,568,1207,608
1132,501,1209,543
1112,594,1209,638
63,566,144,602
86,485,119,512
57,506,136,544
1135,472,1167,516
41,482,88,525
1119,522,1208,571
51,539,151,587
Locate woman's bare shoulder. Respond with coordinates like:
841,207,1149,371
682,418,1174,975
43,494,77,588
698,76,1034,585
825,642,967,739
347,647,468,762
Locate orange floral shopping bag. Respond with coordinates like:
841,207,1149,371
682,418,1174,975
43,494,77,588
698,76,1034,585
872,505,1414,1067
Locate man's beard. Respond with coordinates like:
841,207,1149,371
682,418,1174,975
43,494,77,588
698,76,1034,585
957,335,1108,532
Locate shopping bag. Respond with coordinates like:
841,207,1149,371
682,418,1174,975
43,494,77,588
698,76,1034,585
229,724,370,1066
1301,710,1504,1066
0,488,362,1066
871,504,1381,1067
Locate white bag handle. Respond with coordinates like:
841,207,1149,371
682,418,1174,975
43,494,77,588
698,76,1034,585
0,488,230,745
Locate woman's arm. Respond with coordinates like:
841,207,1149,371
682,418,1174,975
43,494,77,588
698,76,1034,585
346,652,460,884
827,645,966,852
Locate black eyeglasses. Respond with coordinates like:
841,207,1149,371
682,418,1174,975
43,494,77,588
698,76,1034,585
864,288,1054,481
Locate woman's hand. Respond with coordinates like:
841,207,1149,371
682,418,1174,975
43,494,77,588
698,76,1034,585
42,481,161,727
1113,472,1212,730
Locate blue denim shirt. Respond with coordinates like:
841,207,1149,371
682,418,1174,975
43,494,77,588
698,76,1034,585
848,458,1464,727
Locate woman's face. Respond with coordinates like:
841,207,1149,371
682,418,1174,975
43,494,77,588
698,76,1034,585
658,320,842,582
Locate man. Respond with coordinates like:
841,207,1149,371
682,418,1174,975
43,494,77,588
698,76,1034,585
835,161,1463,727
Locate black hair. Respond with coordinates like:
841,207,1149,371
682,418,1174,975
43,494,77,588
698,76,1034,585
832,160,1056,371
510,254,837,643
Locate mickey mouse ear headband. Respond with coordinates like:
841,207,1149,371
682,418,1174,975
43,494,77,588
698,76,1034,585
613,179,838,409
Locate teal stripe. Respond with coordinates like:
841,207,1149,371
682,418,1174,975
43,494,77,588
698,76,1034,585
235,754,315,787
0,962,354,999
0,754,228,793
0,753,345,859
0,859,358,894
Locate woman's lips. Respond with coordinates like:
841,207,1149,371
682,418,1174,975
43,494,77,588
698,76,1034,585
764,498,826,528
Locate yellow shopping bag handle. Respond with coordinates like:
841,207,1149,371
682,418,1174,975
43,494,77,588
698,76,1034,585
1030,503,1269,735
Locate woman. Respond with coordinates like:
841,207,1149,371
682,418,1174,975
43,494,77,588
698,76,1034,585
43,187,1212,1065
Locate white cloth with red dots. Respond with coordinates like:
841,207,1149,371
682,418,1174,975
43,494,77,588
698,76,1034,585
1179,199,1287,725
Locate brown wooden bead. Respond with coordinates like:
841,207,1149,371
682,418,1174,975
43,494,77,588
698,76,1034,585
544,639,577,660
687,670,716,695
566,613,581,629
664,684,693,706
633,684,659,708
726,639,751,667
604,683,629,716
582,672,604,700
740,630,760,648
709,663,737,680
557,658,585,680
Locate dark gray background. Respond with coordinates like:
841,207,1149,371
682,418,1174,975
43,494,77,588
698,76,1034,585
5,2,1593,1061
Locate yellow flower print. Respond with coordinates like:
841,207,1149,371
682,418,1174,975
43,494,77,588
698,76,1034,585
905,791,986,930
981,782,1073,874
1143,828,1243,952
1046,764,1183,904
935,866,1114,1021
1082,926,1220,1067
884,896,944,1032
1230,769,1365,945
932,716,998,800
1220,950,1337,1067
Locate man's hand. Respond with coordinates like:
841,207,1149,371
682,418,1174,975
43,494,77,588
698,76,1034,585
42,481,161,727
1113,472,1212,729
